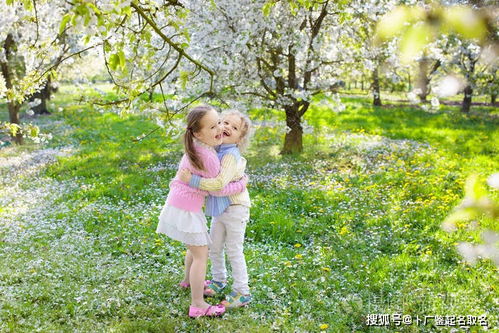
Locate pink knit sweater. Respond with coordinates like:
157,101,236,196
166,142,246,212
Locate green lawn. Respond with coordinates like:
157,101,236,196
0,89,497,332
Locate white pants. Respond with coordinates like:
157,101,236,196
209,205,250,295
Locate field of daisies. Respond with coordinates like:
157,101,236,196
0,86,498,332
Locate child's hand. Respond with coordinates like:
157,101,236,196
179,168,192,183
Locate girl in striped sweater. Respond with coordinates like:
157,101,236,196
156,106,248,318
179,110,252,308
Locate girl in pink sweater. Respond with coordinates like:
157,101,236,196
156,105,247,318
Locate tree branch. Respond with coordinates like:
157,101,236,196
130,1,215,91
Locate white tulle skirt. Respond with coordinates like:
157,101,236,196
156,204,211,246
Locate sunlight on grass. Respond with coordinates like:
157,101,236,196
0,90,497,331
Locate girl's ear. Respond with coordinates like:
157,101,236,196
193,131,200,140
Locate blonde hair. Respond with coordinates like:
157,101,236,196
183,105,216,171
221,109,253,153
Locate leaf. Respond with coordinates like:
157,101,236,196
262,1,275,17
399,22,434,63
143,30,151,43
22,0,33,10
59,14,73,34
117,50,126,70
289,1,298,16
465,175,487,201
443,6,487,40
179,71,190,90
104,40,112,53
375,6,410,41
87,3,101,15
121,5,132,17
108,53,120,71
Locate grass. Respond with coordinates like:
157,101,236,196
0,87,498,332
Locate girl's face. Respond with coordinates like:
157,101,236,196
222,114,243,145
194,110,223,147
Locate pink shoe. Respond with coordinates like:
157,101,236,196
188,304,225,318
179,281,190,288
179,280,211,289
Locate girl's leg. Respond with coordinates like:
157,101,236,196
224,206,250,295
188,245,210,308
181,249,193,285
209,218,228,283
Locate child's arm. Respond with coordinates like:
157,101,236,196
181,153,243,191
209,174,248,197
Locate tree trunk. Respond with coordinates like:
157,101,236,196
407,71,411,92
29,76,54,115
461,85,473,113
8,102,23,144
281,104,303,154
1,33,23,144
372,67,382,106
416,58,429,102
491,93,496,105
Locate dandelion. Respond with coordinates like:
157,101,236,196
321,267,331,272
339,226,349,235
294,254,303,260
284,261,292,267
294,243,302,248
320,323,329,330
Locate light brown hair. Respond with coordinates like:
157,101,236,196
183,105,216,171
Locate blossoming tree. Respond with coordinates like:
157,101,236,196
0,1,76,144
1,0,214,144
184,0,358,154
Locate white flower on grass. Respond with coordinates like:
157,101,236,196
335,103,346,112
430,97,440,110
26,109,35,116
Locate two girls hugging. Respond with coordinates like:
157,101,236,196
156,105,253,318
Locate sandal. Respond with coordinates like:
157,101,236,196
203,280,227,296
188,304,225,318
179,280,210,289
221,291,252,308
